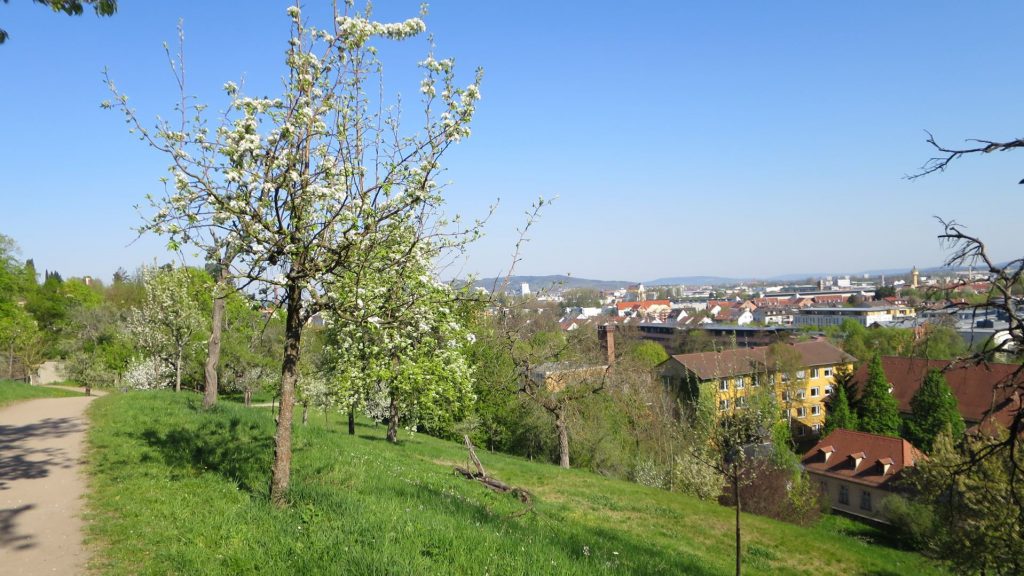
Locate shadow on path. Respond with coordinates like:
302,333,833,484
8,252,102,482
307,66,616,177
0,503,36,551
0,417,83,490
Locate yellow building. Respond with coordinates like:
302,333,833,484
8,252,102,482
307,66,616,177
659,340,856,438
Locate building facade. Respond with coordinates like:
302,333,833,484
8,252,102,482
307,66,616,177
659,340,855,437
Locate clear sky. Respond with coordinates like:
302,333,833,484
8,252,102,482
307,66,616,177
2,1,1022,284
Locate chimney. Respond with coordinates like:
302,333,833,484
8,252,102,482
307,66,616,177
604,324,616,366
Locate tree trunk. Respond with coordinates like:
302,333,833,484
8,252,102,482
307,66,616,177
555,407,570,469
8,341,14,380
348,405,355,435
734,467,742,576
302,402,309,425
269,281,303,507
174,349,182,393
203,275,228,409
386,393,399,443
244,387,252,407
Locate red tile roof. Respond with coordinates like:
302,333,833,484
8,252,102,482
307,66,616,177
801,429,924,489
615,299,671,312
852,356,1024,430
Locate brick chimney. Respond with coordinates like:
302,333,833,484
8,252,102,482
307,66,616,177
599,324,616,366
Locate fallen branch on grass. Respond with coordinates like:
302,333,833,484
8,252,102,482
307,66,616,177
453,435,532,505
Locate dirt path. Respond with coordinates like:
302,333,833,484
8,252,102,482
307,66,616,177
0,391,102,575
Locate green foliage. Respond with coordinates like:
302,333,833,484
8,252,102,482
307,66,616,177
625,340,670,368
905,429,1024,574
562,288,603,308
85,392,945,575
857,353,902,437
912,323,968,360
829,319,913,360
903,370,965,452
880,494,936,551
0,0,118,44
823,382,857,435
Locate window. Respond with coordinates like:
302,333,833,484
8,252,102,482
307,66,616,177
811,368,820,378
811,405,821,416
751,375,760,387
719,379,729,391
810,387,820,397
796,390,806,400
824,368,833,377
735,377,744,389
795,426,805,436
796,370,806,379
812,423,822,432
781,391,790,401
719,399,729,411
839,485,850,505
736,396,747,408
860,491,872,511
796,407,806,418
824,385,833,395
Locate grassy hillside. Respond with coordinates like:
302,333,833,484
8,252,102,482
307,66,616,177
0,380,82,407
85,392,943,575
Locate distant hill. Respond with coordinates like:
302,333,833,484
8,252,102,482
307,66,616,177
472,275,634,293
645,276,741,286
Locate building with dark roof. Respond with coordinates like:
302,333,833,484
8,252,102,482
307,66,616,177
852,356,1024,434
802,429,924,523
659,340,856,438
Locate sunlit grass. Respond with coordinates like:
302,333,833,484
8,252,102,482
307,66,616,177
0,379,82,407
85,392,945,575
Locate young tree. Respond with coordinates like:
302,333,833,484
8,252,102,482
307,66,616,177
106,4,483,505
694,383,777,576
857,353,902,437
904,369,965,452
126,266,205,393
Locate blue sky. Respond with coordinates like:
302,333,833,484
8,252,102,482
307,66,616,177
2,1,1022,284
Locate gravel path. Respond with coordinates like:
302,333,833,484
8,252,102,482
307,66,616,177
0,391,101,575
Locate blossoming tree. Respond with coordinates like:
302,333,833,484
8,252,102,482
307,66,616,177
105,3,483,505
125,266,205,393
322,218,476,443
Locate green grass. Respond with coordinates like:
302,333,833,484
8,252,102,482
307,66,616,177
85,392,945,575
0,379,83,407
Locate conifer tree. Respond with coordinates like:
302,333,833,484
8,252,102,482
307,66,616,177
904,369,965,452
824,381,857,435
857,353,902,437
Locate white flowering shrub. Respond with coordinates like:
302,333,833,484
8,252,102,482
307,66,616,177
123,356,173,390
124,266,205,392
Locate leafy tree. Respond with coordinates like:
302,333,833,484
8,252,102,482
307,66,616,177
904,429,1024,574
693,383,778,576
126,266,206,392
562,288,602,308
912,322,968,360
904,369,964,452
106,4,482,505
856,353,902,437
625,340,669,368
823,380,857,435
0,0,117,44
